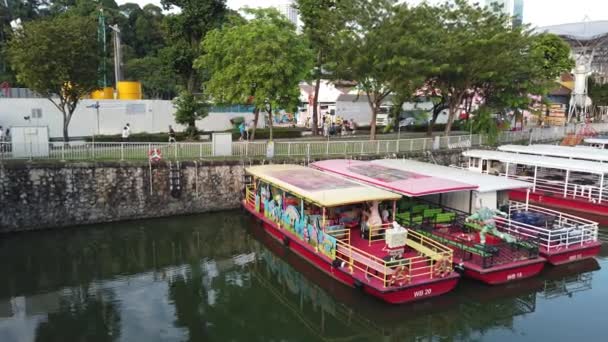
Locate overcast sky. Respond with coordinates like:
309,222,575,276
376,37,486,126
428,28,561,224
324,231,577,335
118,0,608,28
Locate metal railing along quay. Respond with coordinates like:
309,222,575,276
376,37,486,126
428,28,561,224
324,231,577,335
2,123,608,161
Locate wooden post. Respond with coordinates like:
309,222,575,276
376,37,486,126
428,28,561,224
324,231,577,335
563,170,570,197
599,174,605,204
322,207,326,230
532,165,538,192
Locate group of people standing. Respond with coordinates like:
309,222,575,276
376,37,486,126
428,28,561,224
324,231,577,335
321,116,356,137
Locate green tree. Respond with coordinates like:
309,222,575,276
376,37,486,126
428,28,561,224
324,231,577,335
333,0,396,140
335,0,434,140
173,90,209,138
161,0,227,91
7,15,99,141
296,0,352,136
198,8,313,140
428,0,499,136
589,77,608,107
125,55,177,99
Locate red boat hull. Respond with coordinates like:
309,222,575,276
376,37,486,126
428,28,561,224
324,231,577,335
243,201,460,304
541,242,602,266
509,189,608,225
459,259,546,285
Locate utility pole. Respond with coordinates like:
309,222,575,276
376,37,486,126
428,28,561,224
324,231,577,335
109,24,122,95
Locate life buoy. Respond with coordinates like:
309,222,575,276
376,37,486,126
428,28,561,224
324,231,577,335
148,148,162,162
389,265,411,286
434,259,452,278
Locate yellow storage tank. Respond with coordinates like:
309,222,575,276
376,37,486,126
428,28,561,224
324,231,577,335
91,87,114,99
117,81,142,100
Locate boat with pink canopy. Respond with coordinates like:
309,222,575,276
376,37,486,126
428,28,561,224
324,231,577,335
311,159,546,285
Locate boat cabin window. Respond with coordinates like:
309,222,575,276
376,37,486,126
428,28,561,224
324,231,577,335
469,157,480,169
482,159,488,173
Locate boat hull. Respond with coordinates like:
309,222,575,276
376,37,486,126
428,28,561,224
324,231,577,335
243,201,460,304
541,242,602,266
510,189,608,225
459,258,546,285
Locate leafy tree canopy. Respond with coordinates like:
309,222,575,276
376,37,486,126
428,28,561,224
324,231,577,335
7,15,99,141
197,8,313,139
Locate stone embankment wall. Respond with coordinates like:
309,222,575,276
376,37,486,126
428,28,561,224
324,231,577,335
0,149,466,232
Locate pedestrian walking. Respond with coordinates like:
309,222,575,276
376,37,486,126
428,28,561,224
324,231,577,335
121,126,130,142
168,125,177,143
238,121,246,141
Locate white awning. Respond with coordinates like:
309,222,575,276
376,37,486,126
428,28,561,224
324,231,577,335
463,150,608,175
498,144,608,163
373,159,531,193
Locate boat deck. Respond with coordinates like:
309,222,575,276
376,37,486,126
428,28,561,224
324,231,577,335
337,227,442,289
423,224,539,270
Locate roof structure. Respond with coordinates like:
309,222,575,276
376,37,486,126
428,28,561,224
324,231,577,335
246,164,400,207
536,21,608,78
463,150,608,175
536,21,608,41
372,159,531,193
499,144,608,162
310,159,477,197
585,138,608,144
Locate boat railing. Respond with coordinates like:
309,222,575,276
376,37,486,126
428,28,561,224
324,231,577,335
324,225,352,244
245,184,257,208
334,229,453,288
502,202,599,252
501,173,608,204
367,222,394,246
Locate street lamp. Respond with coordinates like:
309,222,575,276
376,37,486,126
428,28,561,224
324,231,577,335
86,101,100,146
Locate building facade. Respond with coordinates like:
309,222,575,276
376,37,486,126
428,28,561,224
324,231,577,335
273,1,299,31
485,0,524,27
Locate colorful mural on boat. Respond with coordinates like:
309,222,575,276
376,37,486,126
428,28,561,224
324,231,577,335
261,192,337,260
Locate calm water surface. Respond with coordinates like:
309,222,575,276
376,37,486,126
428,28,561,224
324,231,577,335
0,211,607,342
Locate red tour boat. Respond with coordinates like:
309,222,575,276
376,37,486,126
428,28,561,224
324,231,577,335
372,159,601,266
242,164,460,304
463,149,608,225
311,159,547,285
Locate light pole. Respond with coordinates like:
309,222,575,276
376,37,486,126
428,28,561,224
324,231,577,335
86,102,100,146
109,24,121,97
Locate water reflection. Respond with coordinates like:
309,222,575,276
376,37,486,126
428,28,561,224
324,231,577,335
0,212,603,342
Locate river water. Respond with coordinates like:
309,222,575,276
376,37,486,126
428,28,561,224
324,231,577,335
0,211,606,342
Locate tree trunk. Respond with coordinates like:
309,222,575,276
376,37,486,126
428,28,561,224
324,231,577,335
312,77,321,136
444,92,466,136
186,73,196,93
369,102,378,140
63,117,70,142
444,102,458,136
251,108,259,140
427,102,447,137
267,104,273,141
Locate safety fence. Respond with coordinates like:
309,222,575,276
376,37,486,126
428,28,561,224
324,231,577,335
503,202,598,253
2,123,608,161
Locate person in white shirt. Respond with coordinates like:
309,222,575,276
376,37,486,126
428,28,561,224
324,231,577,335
122,126,129,142
0,126,4,141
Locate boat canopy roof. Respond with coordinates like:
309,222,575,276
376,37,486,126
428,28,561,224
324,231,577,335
585,138,608,145
373,159,531,193
246,164,400,207
310,159,477,197
463,150,608,175
498,144,608,162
